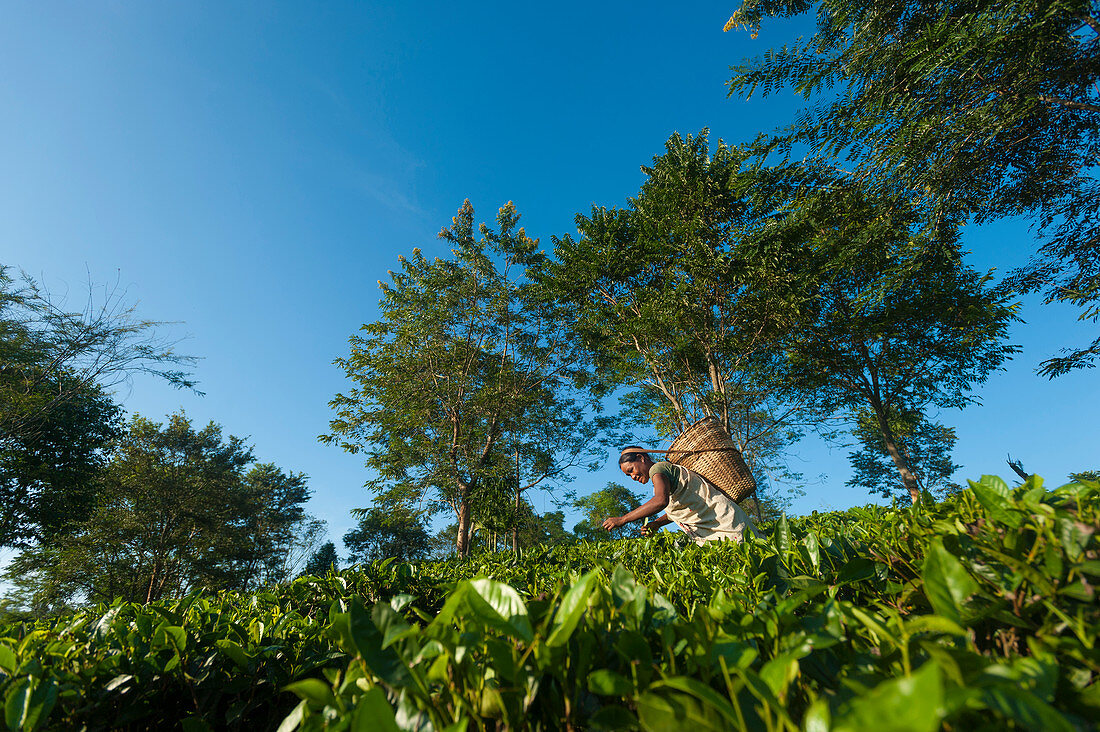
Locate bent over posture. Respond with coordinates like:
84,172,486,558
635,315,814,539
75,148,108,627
602,447,763,545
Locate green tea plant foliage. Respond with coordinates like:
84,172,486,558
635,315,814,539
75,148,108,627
1,476,1097,730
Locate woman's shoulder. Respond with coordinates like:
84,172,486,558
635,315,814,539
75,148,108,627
649,460,677,478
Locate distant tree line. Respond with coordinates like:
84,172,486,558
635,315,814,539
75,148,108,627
4,0,1098,603
325,0,1098,554
0,270,324,614
337,482,655,564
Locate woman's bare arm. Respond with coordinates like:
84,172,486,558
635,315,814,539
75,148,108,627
602,473,671,530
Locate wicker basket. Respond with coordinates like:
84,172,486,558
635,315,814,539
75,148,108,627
666,417,757,503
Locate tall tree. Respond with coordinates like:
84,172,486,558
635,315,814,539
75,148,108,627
3,412,314,609
539,131,814,494
241,463,322,585
725,0,1100,375
846,409,963,501
0,266,196,547
776,185,1019,503
343,505,432,565
324,201,611,556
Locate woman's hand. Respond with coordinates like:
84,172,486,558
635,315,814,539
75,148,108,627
639,515,669,536
601,516,626,531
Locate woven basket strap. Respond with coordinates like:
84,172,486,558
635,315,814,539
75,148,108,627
621,447,744,455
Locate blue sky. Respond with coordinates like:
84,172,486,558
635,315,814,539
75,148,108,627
2,2,1096,552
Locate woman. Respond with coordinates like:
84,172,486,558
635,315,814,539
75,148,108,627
601,446,763,544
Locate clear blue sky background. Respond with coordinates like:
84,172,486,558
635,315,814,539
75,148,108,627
2,2,1096,554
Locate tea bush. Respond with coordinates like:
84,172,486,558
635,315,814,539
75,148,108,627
1,475,1097,730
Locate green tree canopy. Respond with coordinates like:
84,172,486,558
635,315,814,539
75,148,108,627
344,505,432,565
572,482,644,541
302,541,340,577
774,184,1019,502
0,266,196,547
324,201,612,556
242,463,324,585
0,375,120,548
529,510,573,547
538,131,813,497
3,412,317,610
726,0,1100,374
846,410,963,501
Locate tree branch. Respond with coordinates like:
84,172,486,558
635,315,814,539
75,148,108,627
1037,95,1100,113
1078,12,1100,36
1006,455,1030,482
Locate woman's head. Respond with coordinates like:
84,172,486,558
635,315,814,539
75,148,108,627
619,447,653,483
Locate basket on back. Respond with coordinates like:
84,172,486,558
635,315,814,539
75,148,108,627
667,416,756,503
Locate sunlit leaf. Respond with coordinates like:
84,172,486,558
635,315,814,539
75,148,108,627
587,670,633,696
547,571,598,647
922,540,979,623
284,678,337,709
467,578,533,643
215,640,251,670
833,663,944,732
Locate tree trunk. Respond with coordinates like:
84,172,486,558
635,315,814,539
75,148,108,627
512,500,519,552
513,448,521,553
871,401,921,504
751,490,764,522
455,484,472,557
145,560,159,604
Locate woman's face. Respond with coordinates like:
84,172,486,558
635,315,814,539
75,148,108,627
620,457,651,484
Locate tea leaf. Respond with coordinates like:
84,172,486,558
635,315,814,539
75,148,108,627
547,571,598,647
284,678,337,708
922,540,978,623
834,663,944,732
350,687,400,732
636,689,728,731
587,670,633,696
467,578,533,643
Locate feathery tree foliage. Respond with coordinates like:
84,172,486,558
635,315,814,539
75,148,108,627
774,184,1019,503
538,131,813,498
0,266,196,445
846,410,963,501
324,202,612,556
0,266,196,547
725,0,1100,375
3,413,318,612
